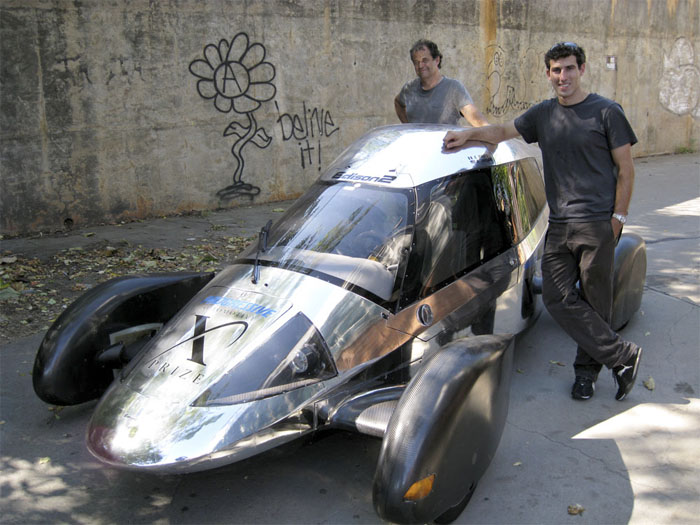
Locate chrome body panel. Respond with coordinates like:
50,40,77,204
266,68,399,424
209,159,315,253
74,124,549,473
34,124,649,522
88,266,388,472
323,124,537,188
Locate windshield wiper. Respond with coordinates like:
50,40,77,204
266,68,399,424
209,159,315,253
252,220,272,284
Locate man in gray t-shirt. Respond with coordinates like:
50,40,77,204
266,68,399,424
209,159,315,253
443,42,642,403
394,40,488,127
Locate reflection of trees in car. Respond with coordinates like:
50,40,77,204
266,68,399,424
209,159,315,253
398,158,547,334
248,182,412,307
490,159,546,245
271,184,408,260
404,168,511,304
513,158,547,238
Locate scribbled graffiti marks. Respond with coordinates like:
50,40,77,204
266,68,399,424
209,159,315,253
659,37,700,118
485,44,538,118
275,101,340,171
189,32,277,201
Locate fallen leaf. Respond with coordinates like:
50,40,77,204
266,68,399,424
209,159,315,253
273,208,286,213
513,461,522,467
549,360,566,367
643,376,655,391
0,287,19,300
38,457,51,464
1,256,18,264
567,504,585,515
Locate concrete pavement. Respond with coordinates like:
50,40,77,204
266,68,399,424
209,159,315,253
1,153,699,524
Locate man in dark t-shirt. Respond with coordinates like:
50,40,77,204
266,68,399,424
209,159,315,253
443,42,642,402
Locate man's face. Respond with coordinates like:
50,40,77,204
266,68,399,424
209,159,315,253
412,47,440,82
546,54,585,101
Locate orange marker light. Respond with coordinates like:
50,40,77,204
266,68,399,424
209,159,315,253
403,473,436,501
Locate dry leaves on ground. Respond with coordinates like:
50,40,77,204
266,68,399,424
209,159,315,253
0,235,254,343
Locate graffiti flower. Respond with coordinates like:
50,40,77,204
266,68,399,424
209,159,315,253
190,33,276,114
189,33,278,200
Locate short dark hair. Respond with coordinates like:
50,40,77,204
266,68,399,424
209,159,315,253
545,42,586,70
410,39,443,69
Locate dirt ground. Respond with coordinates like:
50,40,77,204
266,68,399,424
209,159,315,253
0,216,257,345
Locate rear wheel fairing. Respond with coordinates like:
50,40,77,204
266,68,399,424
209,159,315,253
612,233,646,331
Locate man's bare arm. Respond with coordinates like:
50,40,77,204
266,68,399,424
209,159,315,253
460,103,489,127
443,121,520,149
610,143,635,238
394,96,408,123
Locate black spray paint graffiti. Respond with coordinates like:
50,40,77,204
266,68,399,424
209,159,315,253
189,33,276,200
274,101,340,171
485,45,536,117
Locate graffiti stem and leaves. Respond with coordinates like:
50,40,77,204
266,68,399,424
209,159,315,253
189,33,277,200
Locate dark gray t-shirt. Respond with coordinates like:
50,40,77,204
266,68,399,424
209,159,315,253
514,93,638,223
397,77,474,125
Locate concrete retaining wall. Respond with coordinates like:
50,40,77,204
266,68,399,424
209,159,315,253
1,0,698,235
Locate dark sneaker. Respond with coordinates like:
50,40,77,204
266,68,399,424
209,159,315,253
612,347,642,401
571,376,595,400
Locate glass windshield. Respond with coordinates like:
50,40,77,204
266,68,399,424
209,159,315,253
239,182,413,306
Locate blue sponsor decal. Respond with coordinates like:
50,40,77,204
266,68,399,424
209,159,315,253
203,296,277,318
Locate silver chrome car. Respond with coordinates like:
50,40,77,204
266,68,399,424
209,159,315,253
33,124,646,524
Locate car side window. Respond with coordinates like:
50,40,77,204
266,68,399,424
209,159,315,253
400,168,513,305
515,158,547,236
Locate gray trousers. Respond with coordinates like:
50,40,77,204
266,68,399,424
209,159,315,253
541,221,636,380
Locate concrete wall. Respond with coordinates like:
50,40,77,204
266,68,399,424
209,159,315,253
1,0,698,236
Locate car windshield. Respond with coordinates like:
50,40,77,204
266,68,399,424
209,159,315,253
239,181,413,306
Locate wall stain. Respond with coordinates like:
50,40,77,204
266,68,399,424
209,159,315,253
481,0,498,101
667,0,679,16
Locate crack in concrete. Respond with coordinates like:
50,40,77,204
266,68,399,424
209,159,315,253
504,420,679,493
643,285,698,307
505,420,631,482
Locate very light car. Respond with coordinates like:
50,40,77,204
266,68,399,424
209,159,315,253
33,124,646,524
